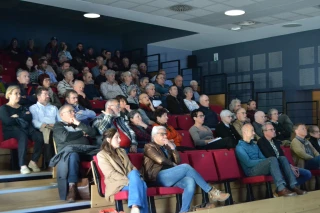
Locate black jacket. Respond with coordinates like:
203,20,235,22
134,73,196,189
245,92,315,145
166,95,189,115
199,105,218,128
215,122,241,145
257,136,284,158
270,121,291,141
309,136,320,153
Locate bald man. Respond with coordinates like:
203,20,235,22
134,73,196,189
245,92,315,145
198,95,218,129
236,124,300,197
73,80,92,109
252,111,266,140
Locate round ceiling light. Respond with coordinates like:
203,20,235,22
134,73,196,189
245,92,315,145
225,9,245,16
231,26,241,31
84,13,100,18
282,23,302,28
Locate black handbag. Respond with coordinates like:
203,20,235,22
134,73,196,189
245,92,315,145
15,118,29,129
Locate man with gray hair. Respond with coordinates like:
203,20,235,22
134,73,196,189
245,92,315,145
252,111,266,140
190,80,200,102
92,99,139,153
15,69,37,107
100,70,124,99
91,56,104,78
198,95,218,129
173,75,185,99
215,109,241,145
151,69,173,86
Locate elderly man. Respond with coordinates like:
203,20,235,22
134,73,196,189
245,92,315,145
246,99,257,123
139,77,149,94
91,56,104,78
130,67,140,85
252,111,266,140
215,109,241,145
92,99,139,153
291,124,320,170
15,69,37,107
73,80,92,109
94,65,108,86
139,62,151,79
65,90,96,125
308,125,320,153
51,104,97,203
56,61,78,81
190,80,200,102
145,83,163,109
232,108,248,138
173,75,184,99
83,72,100,100
37,58,58,85
100,70,124,100
258,122,311,190
198,95,218,129
151,69,173,86
236,124,297,197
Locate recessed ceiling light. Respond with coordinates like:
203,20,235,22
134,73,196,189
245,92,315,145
231,26,241,31
282,23,302,28
225,10,245,16
84,13,100,18
237,20,256,26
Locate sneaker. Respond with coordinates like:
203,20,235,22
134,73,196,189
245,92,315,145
20,166,31,174
208,188,230,202
28,162,41,172
130,207,140,213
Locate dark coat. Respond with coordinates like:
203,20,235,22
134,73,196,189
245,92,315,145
257,136,284,158
166,95,189,115
199,105,219,128
309,136,320,153
215,122,241,145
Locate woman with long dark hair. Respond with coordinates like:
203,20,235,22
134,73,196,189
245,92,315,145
97,128,148,213
19,56,38,83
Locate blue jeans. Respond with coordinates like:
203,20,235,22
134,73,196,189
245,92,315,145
296,168,312,185
68,152,80,183
305,155,320,170
122,170,148,213
156,164,212,213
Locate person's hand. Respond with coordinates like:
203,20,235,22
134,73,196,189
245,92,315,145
77,110,83,114
11,114,19,118
125,105,131,112
21,95,26,98
25,111,30,114
70,117,80,126
164,139,175,150
102,106,115,115
34,65,38,70
130,145,137,153
157,105,163,109
79,92,85,98
290,164,299,177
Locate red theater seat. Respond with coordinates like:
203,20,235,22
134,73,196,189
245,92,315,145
177,130,195,148
167,115,178,129
177,115,194,130
90,100,106,110
178,152,190,164
128,153,144,170
188,151,218,182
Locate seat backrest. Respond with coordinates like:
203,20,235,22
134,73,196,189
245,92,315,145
212,149,242,181
177,115,194,130
128,153,144,170
90,100,107,110
0,121,4,142
167,115,178,129
93,155,106,196
179,152,190,164
188,151,219,182
177,130,195,148
209,105,223,115
281,147,295,165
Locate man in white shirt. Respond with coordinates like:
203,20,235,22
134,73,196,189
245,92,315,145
30,87,59,166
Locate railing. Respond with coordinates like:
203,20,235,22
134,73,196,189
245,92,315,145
227,81,254,105
160,60,180,81
145,54,160,73
122,48,144,64
180,67,202,88
286,101,319,125
256,90,285,113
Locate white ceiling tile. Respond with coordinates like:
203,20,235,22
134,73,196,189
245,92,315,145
309,11,320,17
253,16,278,23
248,23,270,28
150,8,178,16
265,19,288,25
217,23,238,29
169,13,195,20
205,3,233,12
184,8,213,17
186,0,216,8
86,0,118,5
110,1,139,9
293,7,320,15
131,5,159,13
223,0,256,7
272,12,300,19
285,14,309,21
127,0,154,4
147,0,177,8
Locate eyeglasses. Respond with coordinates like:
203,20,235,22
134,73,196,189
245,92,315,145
265,128,275,132
197,115,205,118
110,105,120,109
157,132,167,136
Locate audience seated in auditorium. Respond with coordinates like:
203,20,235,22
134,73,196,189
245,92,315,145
120,71,141,97
139,77,149,94
6,38,21,61
45,37,59,61
252,111,266,140
119,57,130,71
145,83,163,109
112,50,121,68
215,110,241,145
154,74,169,103
236,124,299,197
190,80,200,102
189,109,236,150
151,69,173,86
257,122,311,188
183,87,199,112
25,39,38,57
51,104,97,203
30,87,59,166
37,74,61,108
91,56,104,78
128,110,152,149
143,126,229,212
268,108,291,143
246,99,257,123
97,128,148,213
37,58,58,85
73,80,92,110
198,95,218,129
0,86,43,174
130,68,140,85
58,42,72,61
94,65,108,86
20,56,38,84
127,85,139,107
71,43,86,63
233,108,248,138
65,90,95,125
92,99,139,153
57,70,74,98
57,61,78,81
100,70,124,100
229,98,242,121
166,85,189,115
85,47,96,62
139,93,156,122
291,124,320,170
15,69,37,107
138,62,150,79
83,72,100,100
173,75,185,99
308,125,320,153
77,66,89,80
39,56,57,77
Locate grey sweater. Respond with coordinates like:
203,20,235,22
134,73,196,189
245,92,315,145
189,125,213,146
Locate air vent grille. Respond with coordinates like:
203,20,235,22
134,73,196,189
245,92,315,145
169,4,193,12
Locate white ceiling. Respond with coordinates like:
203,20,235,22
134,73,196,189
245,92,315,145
23,0,320,51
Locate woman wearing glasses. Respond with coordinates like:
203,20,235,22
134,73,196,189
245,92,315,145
190,109,237,150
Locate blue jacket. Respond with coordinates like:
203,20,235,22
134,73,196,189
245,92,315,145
235,140,266,176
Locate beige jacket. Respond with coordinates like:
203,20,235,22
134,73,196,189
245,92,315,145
97,149,135,203
290,138,319,168
233,120,245,138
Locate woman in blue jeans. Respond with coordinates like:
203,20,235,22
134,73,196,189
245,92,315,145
143,126,230,213
97,128,148,213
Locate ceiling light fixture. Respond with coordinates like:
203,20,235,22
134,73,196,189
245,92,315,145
237,20,256,26
225,9,245,16
84,13,100,18
231,26,241,31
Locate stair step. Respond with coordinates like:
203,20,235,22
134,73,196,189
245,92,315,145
0,170,52,182
0,179,56,189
